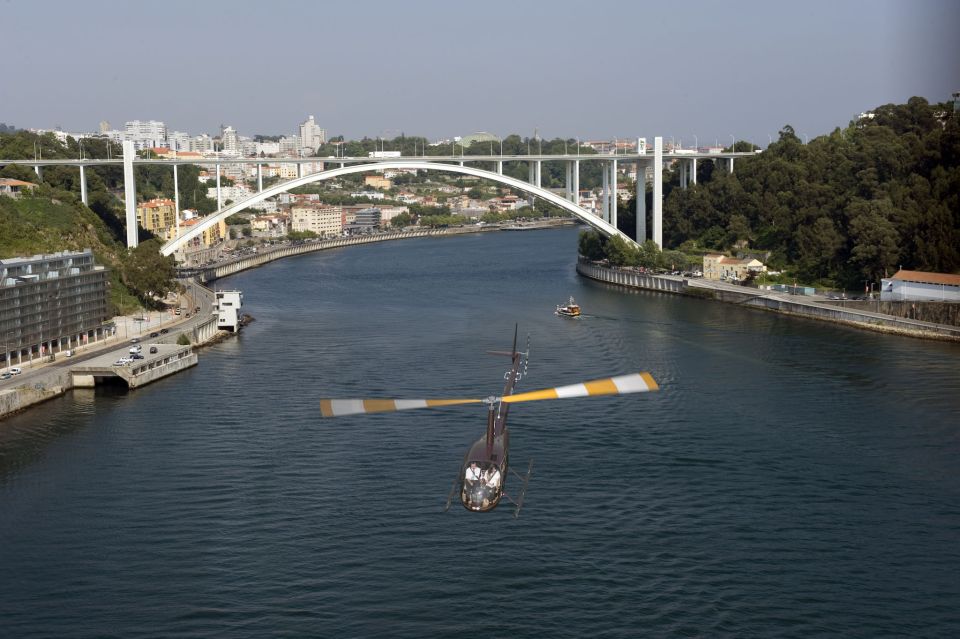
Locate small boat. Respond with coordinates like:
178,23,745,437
555,296,581,317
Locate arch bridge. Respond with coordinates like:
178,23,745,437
160,160,630,257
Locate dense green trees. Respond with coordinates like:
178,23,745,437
656,97,959,286
121,240,178,308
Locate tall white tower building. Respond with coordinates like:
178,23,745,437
298,115,325,154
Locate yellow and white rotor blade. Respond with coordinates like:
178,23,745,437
320,397,483,418
500,372,659,405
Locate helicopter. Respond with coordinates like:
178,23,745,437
319,328,659,516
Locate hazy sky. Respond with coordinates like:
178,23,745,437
2,0,958,146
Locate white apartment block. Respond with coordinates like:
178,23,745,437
220,125,240,156
167,131,191,151
125,120,167,149
207,185,253,203
291,205,343,238
255,142,280,155
190,134,215,153
279,136,300,155
299,115,325,153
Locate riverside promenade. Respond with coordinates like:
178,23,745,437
576,261,960,342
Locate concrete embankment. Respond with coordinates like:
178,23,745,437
576,261,960,342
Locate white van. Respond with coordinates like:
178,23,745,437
10,367,22,375
129,345,142,354
64,349,74,357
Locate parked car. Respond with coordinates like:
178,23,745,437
150,332,159,338
64,349,74,357
130,338,140,344
149,346,158,354
129,345,142,354
10,367,22,375
160,328,169,334
131,353,144,360
1,372,11,380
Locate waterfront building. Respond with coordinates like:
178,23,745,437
376,205,410,226
881,269,960,302
0,249,110,367
703,254,766,281
136,198,177,235
214,290,243,332
345,207,381,234
291,204,344,238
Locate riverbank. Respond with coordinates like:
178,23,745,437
2,220,577,422
576,260,960,342
181,219,577,283
0,280,224,422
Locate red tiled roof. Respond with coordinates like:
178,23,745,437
892,269,960,286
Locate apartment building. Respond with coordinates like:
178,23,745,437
0,249,110,366
291,204,344,238
136,198,177,234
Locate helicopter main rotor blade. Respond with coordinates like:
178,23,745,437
500,372,658,404
320,397,482,418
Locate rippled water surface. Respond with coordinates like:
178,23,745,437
2,228,959,637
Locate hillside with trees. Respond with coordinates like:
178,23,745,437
0,131,180,312
653,97,960,287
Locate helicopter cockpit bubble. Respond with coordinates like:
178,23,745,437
461,460,503,512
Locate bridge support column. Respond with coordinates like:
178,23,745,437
257,163,262,192
636,161,646,242
297,162,303,179
495,160,502,175
535,160,541,189
691,158,697,185
527,161,536,207
601,160,609,222
565,162,572,201
216,164,222,209
729,157,735,173
79,165,88,205
34,165,41,178
610,159,618,230
572,159,580,205
123,140,138,248
173,164,180,233
653,136,663,248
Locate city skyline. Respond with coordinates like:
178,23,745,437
1,0,958,146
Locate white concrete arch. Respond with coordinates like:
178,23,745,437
160,161,633,256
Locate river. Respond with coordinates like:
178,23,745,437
2,227,959,637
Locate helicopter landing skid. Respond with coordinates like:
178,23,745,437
503,459,534,518
443,471,462,513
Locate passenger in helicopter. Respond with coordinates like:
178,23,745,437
485,466,501,489
465,462,482,484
